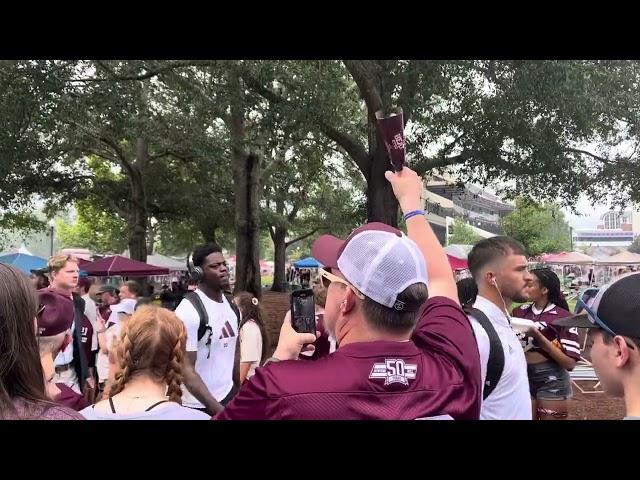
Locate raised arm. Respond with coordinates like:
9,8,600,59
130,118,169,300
385,168,458,303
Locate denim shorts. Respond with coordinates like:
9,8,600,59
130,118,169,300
527,360,572,400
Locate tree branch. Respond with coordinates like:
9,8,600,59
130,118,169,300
241,68,370,175
98,135,134,176
317,121,370,175
342,60,383,114
287,201,301,224
564,147,616,165
413,153,467,176
286,228,320,247
69,60,216,83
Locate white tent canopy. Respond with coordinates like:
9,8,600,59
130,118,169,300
597,251,640,265
121,251,187,271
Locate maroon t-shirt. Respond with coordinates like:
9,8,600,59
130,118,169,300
216,297,481,420
80,314,93,365
512,304,582,361
55,383,90,411
99,305,112,322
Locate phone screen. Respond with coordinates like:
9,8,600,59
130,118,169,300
291,289,316,334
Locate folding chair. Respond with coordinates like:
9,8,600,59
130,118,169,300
570,359,604,394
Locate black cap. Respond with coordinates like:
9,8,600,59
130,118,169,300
95,285,117,295
30,267,50,276
555,272,640,338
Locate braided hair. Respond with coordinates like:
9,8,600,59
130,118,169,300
109,306,187,404
530,268,570,311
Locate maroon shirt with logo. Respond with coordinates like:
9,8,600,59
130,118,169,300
216,297,481,420
511,304,582,361
80,314,94,365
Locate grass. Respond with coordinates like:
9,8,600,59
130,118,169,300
513,297,578,314
261,274,274,287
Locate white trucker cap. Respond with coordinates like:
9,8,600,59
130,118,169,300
311,222,428,311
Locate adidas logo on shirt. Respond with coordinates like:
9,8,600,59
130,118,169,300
219,321,236,339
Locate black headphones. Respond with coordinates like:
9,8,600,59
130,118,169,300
187,251,204,283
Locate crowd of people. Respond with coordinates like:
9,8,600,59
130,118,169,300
1,167,639,420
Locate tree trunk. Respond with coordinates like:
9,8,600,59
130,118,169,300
200,225,218,244
233,152,262,297
147,222,155,255
228,69,261,298
366,115,400,227
128,138,149,263
270,226,287,292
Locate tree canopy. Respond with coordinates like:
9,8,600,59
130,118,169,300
501,199,572,257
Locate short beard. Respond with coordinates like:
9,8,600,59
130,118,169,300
511,292,529,304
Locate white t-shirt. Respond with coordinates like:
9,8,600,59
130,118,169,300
469,295,532,420
239,320,263,380
96,323,121,383
55,320,75,366
82,294,98,351
174,290,238,408
81,402,210,420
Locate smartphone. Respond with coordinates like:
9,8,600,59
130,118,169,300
290,288,316,334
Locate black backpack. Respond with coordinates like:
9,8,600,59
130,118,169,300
184,291,241,341
464,307,505,401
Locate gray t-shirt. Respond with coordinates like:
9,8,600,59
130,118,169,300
80,402,210,420
623,416,640,420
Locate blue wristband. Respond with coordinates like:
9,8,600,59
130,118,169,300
403,210,425,221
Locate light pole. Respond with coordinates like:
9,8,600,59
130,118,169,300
569,226,574,251
48,219,55,256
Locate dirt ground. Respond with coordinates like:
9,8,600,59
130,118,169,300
260,290,624,420
568,390,625,420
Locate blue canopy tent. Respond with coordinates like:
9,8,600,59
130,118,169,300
293,257,321,269
0,253,47,274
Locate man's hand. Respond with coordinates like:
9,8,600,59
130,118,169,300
384,167,424,214
273,314,318,361
96,309,106,331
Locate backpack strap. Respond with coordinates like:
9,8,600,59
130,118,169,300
184,291,210,342
465,307,505,401
145,400,170,412
224,293,241,327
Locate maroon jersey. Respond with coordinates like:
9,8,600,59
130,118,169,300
55,383,89,411
216,297,481,420
512,304,581,361
80,314,93,364
99,304,112,322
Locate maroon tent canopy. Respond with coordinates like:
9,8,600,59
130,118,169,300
77,258,91,267
82,255,170,277
447,254,468,271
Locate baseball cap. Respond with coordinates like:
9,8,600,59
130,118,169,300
30,267,50,276
77,277,92,291
555,272,640,338
111,298,137,316
95,284,117,295
37,288,74,337
311,222,428,311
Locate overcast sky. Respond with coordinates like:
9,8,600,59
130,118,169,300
563,198,612,230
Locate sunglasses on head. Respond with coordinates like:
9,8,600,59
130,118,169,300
318,268,365,300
